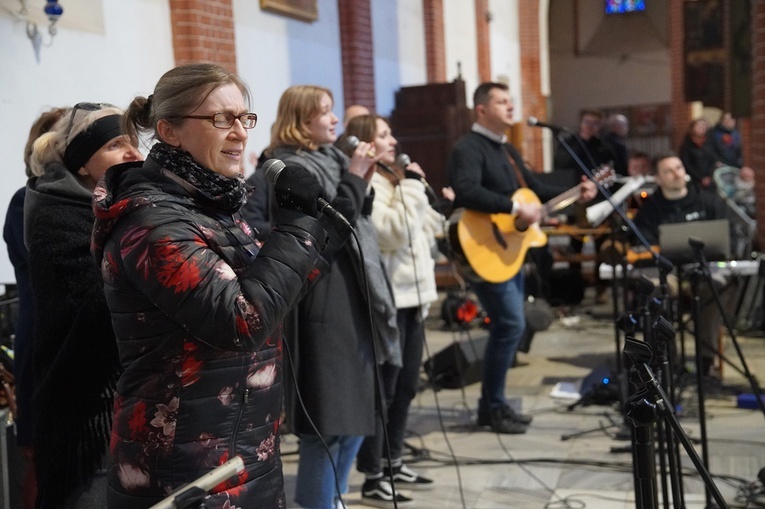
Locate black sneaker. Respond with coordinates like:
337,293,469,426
477,404,533,426
478,406,529,434
361,478,414,508
384,463,433,490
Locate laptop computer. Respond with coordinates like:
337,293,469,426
658,219,730,264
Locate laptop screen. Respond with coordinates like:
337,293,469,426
658,219,730,264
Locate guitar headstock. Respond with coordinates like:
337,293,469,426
593,165,616,188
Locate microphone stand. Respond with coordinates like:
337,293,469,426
683,239,765,509
687,238,765,421
552,130,674,382
623,337,729,509
552,131,691,508
150,457,245,509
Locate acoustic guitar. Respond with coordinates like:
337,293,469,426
447,166,614,283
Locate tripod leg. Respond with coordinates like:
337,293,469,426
661,398,729,508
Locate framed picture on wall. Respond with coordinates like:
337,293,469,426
260,0,317,22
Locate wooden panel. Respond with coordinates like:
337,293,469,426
389,80,473,195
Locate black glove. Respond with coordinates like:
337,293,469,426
404,169,424,181
318,196,355,263
273,165,325,217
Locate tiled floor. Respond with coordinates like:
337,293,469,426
282,288,765,508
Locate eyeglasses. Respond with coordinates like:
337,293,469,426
65,102,106,142
181,112,258,129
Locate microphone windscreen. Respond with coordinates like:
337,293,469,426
395,153,411,168
261,158,286,184
343,135,360,152
527,116,539,127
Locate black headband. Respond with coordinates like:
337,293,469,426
62,114,123,173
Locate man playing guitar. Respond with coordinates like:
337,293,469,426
447,82,596,434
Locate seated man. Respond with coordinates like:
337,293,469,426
632,152,735,378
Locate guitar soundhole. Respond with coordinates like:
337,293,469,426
515,217,529,232
491,221,508,249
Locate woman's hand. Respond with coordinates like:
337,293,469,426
347,140,379,182
403,161,425,178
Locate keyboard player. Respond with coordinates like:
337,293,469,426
630,152,735,379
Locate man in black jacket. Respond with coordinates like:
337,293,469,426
632,152,733,378
633,153,728,245
447,82,596,434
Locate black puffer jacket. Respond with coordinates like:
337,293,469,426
91,157,326,509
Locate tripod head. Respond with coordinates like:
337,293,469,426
651,315,675,343
626,274,655,296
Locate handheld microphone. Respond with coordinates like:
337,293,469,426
395,153,438,202
395,153,411,168
343,135,397,176
261,159,351,228
527,116,570,133
342,134,362,155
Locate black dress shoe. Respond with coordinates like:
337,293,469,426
477,404,533,426
503,405,533,425
484,406,528,434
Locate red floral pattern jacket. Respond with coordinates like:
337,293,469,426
91,160,326,509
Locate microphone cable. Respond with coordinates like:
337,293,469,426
282,194,403,508
390,175,470,509
340,219,406,508
396,167,581,509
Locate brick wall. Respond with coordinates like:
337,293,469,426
423,0,446,83
338,0,376,111
518,1,544,171
475,0,491,82
668,1,692,150
751,2,765,247
168,0,237,72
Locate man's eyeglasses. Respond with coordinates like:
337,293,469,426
181,112,258,130
64,102,107,142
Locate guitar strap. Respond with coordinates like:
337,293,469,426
502,144,528,189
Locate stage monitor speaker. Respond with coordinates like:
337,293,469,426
568,365,621,410
423,335,488,390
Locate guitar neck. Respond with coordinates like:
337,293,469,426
543,186,581,218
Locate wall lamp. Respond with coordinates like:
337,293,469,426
2,1,64,60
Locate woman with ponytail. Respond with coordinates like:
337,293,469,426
90,64,333,509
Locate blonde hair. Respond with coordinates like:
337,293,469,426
29,105,124,177
23,107,68,177
270,85,333,151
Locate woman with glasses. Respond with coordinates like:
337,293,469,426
24,103,143,508
90,64,331,509
269,85,400,509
